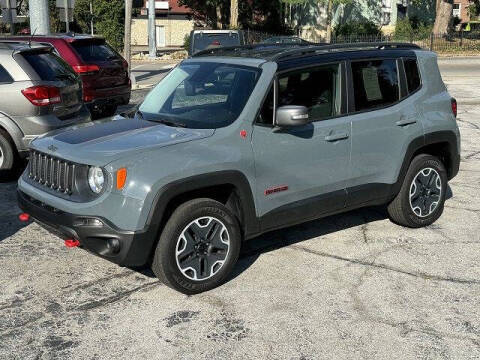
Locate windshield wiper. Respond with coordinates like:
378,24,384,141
55,72,76,81
137,111,187,128
152,118,187,128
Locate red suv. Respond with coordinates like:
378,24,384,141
10,34,131,119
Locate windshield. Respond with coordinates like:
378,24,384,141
193,33,241,53
139,62,261,129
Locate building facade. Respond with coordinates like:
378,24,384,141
131,0,194,50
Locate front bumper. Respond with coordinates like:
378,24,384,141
17,190,156,267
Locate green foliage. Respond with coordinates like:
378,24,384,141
183,33,191,52
74,0,125,51
334,20,381,37
394,17,433,40
468,0,480,18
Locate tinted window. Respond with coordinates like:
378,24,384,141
0,65,13,83
71,41,119,62
352,59,399,112
257,86,274,125
139,62,261,129
22,52,77,81
193,33,240,54
404,59,421,93
278,64,340,121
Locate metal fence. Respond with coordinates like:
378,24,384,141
330,32,480,52
244,29,480,53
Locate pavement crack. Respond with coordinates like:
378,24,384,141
74,281,161,311
289,245,480,285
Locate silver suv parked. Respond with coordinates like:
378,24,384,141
0,41,90,172
18,43,460,294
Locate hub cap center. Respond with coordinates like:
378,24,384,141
175,217,230,281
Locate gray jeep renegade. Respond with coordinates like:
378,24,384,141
18,43,461,294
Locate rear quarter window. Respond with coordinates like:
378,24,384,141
0,65,13,83
22,52,77,81
71,42,119,62
351,59,400,112
404,58,421,93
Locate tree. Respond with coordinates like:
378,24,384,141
179,0,227,29
74,0,125,51
432,0,453,35
281,0,351,42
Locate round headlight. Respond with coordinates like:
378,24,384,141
88,167,105,194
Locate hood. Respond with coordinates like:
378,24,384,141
31,117,215,166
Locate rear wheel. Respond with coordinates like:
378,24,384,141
90,105,117,120
152,199,241,294
388,154,448,228
0,129,15,171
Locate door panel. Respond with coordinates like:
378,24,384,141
251,63,351,229
252,119,351,222
347,58,424,207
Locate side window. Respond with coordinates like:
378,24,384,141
351,59,399,112
278,64,341,121
404,58,421,93
257,86,274,125
0,65,13,84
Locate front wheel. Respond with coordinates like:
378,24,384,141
152,199,241,294
388,154,448,228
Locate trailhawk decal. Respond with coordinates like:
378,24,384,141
265,185,289,196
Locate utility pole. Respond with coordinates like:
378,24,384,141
64,0,69,33
124,0,132,77
6,0,14,35
148,0,156,58
29,0,50,35
90,0,94,36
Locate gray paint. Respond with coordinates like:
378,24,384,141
19,50,460,234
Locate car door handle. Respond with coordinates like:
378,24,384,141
396,117,417,127
325,132,349,142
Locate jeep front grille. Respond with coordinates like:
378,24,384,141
28,150,76,195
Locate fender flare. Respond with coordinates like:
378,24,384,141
145,170,260,242
0,112,24,151
393,130,459,195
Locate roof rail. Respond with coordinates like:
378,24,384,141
192,43,306,58
271,42,422,61
192,42,421,60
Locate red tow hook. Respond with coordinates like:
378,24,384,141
18,213,30,222
64,239,80,248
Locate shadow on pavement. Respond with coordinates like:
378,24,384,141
132,68,172,83
229,206,390,283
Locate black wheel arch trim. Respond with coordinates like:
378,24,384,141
394,130,459,196
145,170,260,244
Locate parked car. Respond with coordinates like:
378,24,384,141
189,30,245,55
0,41,90,173
261,36,311,45
6,34,131,119
18,43,460,295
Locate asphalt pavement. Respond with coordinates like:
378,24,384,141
0,57,479,360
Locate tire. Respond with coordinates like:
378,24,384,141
90,105,117,120
152,198,242,294
388,154,448,228
0,129,15,171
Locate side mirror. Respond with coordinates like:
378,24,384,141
275,106,310,128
